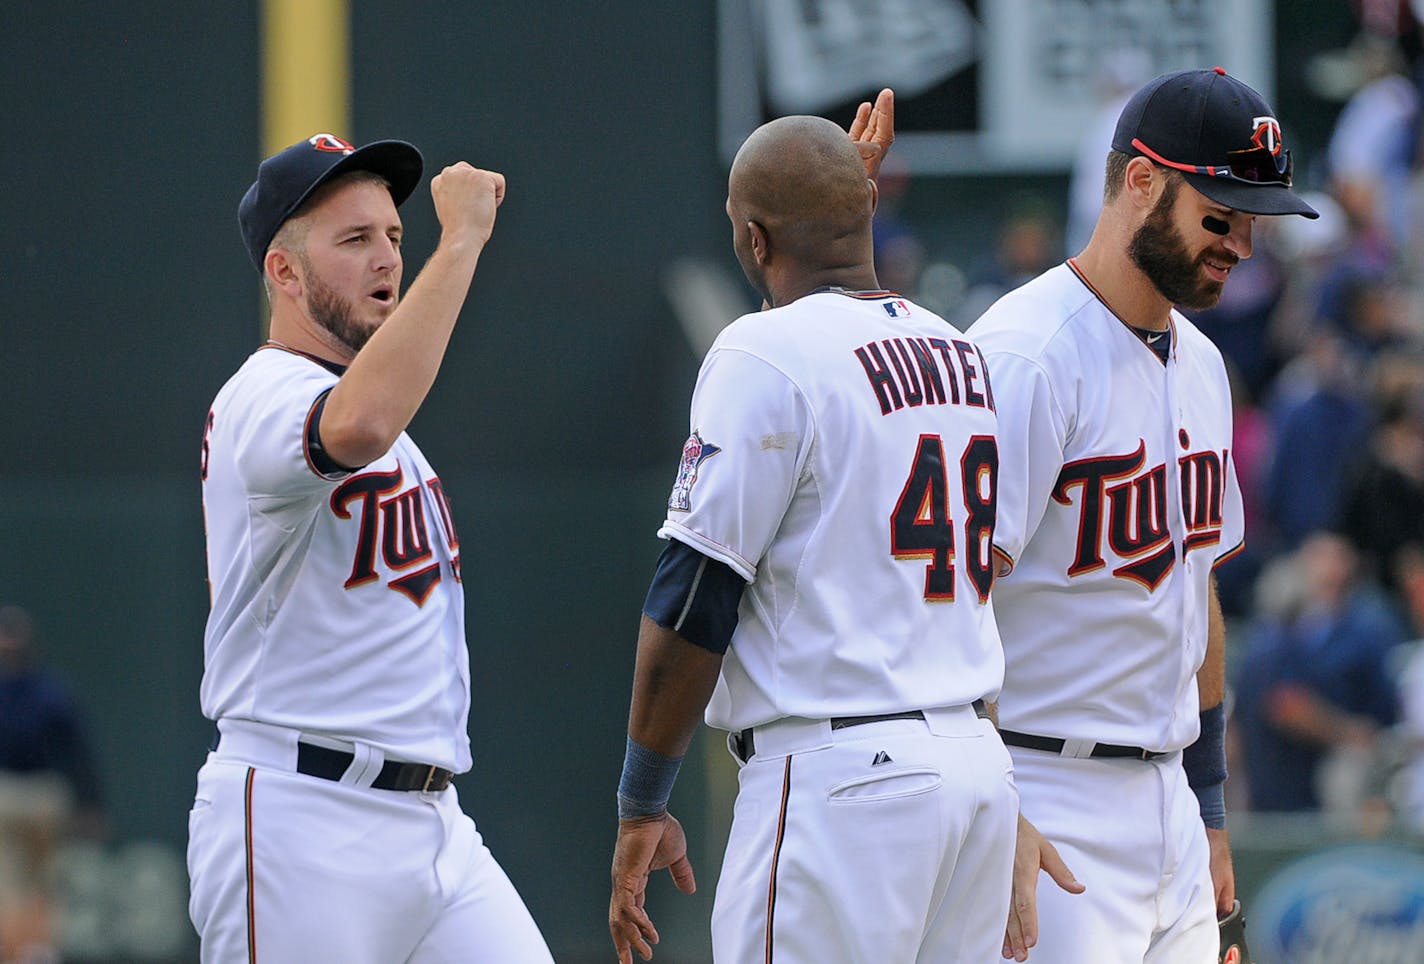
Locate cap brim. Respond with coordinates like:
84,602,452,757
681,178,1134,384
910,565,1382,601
292,139,424,217
1183,172,1319,219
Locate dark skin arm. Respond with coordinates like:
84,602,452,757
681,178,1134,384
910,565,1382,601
609,615,725,963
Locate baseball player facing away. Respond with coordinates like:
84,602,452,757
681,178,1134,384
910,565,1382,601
972,69,1319,963
187,135,553,962
609,95,1018,964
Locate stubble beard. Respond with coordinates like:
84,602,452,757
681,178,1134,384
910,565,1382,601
305,267,378,356
1127,181,1229,311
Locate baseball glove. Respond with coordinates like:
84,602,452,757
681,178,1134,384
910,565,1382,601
1218,899,1252,964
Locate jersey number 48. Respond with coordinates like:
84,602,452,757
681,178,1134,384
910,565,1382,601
891,434,997,603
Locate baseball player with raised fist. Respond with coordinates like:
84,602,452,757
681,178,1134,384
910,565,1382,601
970,68,1318,962
187,134,553,962
608,92,1017,963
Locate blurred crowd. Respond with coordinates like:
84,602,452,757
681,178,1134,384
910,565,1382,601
878,18,1424,835
0,607,105,963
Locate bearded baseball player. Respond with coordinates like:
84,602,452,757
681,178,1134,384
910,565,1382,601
608,98,1018,963
187,135,553,961
971,68,1318,963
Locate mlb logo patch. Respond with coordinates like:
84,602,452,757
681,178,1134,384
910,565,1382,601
668,432,720,511
882,299,911,318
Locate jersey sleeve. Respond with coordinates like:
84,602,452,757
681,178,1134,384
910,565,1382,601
228,361,353,499
1216,426,1246,563
657,346,812,582
979,349,1068,568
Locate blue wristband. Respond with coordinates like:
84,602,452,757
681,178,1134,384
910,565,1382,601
1183,703,1228,829
1196,782,1227,830
617,736,683,820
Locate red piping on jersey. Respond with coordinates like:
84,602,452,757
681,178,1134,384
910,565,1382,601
1214,537,1247,568
245,767,257,964
811,286,902,300
765,756,793,962
1064,259,1176,363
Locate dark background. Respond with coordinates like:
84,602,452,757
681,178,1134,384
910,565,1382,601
0,2,1366,960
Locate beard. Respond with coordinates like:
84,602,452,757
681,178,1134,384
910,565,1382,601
1127,180,1233,311
304,264,378,355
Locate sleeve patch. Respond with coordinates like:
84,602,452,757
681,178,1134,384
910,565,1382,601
668,432,721,512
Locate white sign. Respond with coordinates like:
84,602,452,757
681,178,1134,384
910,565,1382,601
719,0,1273,173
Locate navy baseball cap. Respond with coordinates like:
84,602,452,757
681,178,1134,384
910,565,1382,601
1112,67,1318,219
239,133,424,272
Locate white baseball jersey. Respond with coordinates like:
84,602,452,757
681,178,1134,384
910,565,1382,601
659,289,1005,733
200,344,470,772
971,262,1244,751
192,344,552,963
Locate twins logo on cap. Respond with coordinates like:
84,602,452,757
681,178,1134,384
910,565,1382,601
1250,116,1281,155
310,133,356,154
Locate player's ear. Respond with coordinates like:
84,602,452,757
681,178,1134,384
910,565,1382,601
265,247,302,296
867,178,879,217
1123,156,1158,210
747,221,770,265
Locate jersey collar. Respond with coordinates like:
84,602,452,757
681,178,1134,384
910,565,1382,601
262,340,349,376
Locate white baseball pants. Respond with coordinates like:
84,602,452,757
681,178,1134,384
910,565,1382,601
711,704,1017,963
1009,748,1218,963
186,722,552,963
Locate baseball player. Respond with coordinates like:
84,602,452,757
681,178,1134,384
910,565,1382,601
187,134,553,962
608,99,1018,964
970,68,1319,963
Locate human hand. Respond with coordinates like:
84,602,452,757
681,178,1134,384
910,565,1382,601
430,162,506,246
1206,826,1236,917
1003,813,1084,961
848,88,895,181
609,811,696,963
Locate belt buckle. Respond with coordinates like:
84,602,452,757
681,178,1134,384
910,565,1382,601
421,765,440,793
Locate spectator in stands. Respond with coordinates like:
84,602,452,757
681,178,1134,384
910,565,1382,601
1326,32,1420,255
1264,329,1374,547
958,195,1060,326
1338,354,1424,592
1235,532,1406,814
0,606,105,964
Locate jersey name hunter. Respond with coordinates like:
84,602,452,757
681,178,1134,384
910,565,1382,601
853,335,996,416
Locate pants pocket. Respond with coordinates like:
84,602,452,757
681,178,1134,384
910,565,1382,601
826,766,942,804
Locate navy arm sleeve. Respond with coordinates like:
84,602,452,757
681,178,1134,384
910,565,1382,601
642,539,747,654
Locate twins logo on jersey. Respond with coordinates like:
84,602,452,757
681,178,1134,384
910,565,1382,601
1052,435,1226,590
668,432,720,512
330,463,460,605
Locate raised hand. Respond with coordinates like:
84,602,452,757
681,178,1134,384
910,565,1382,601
849,88,895,181
430,162,506,246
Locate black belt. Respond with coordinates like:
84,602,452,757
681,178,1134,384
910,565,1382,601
735,700,989,762
295,742,454,792
211,728,453,792
999,729,1166,761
